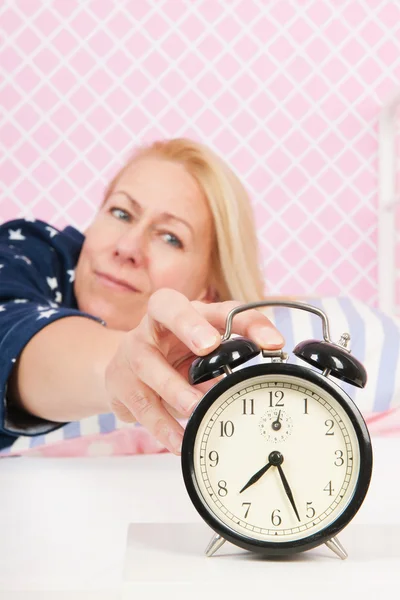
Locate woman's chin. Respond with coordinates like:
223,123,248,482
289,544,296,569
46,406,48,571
79,297,147,331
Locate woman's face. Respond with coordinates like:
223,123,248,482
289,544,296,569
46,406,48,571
74,157,215,330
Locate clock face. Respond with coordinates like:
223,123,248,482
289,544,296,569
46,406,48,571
182,364,372,551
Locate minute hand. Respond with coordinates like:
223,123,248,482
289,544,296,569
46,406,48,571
277,464,301,522
239,461,272,494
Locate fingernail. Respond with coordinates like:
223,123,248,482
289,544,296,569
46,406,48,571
177,389,201,414
168,430,183,454
191,325,219,350
258,327,285,347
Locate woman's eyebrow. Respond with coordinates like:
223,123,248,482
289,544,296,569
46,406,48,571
114,190,194,233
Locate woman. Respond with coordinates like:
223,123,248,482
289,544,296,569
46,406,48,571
0,138,284,455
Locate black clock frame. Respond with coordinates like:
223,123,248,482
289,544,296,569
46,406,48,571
181,362,373,556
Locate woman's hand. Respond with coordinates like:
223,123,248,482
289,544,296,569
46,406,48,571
104,288,284,455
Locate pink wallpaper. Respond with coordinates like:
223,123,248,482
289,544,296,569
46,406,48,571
1,0,399,304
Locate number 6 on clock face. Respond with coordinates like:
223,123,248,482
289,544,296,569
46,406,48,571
181,300,372,559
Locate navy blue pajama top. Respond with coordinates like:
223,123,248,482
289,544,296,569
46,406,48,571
0,218,104,451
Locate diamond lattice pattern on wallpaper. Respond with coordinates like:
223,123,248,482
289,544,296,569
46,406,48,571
1,0,400,305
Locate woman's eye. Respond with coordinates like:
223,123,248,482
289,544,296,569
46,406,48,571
162,232,183,249
110,207,131,221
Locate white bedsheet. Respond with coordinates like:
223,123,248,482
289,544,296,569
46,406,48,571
0,437,398,598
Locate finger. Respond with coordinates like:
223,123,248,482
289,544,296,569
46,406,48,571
111,399,137,423
128,337,203,417
112,374,186,455
146,288,221,355
192,300,285,348
147,289,284,355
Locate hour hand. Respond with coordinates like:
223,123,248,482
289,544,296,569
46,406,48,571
239,461,272,494
272,410,282,431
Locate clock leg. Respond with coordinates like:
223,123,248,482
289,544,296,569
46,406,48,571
325,536,348,560
204,532,226,557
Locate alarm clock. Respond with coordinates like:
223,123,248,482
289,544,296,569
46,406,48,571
181,300,372,559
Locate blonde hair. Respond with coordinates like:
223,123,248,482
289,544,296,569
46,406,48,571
103,138,266,303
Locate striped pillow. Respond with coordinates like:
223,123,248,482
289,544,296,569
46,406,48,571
270,297,400,415
1,296,399,457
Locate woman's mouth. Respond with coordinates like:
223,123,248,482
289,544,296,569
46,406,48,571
95,272,139,293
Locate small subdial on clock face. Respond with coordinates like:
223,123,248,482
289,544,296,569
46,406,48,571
259,408,293,443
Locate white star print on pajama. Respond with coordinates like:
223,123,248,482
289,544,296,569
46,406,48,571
37,309,59,320
46,276,58,290
45,226,58,238
8,229,26,241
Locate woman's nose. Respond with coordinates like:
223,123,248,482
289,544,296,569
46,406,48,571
114,227,147,265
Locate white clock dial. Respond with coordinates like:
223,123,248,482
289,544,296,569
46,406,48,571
192,373,361,543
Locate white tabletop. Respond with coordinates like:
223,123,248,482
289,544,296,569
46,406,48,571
0,437,399,599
